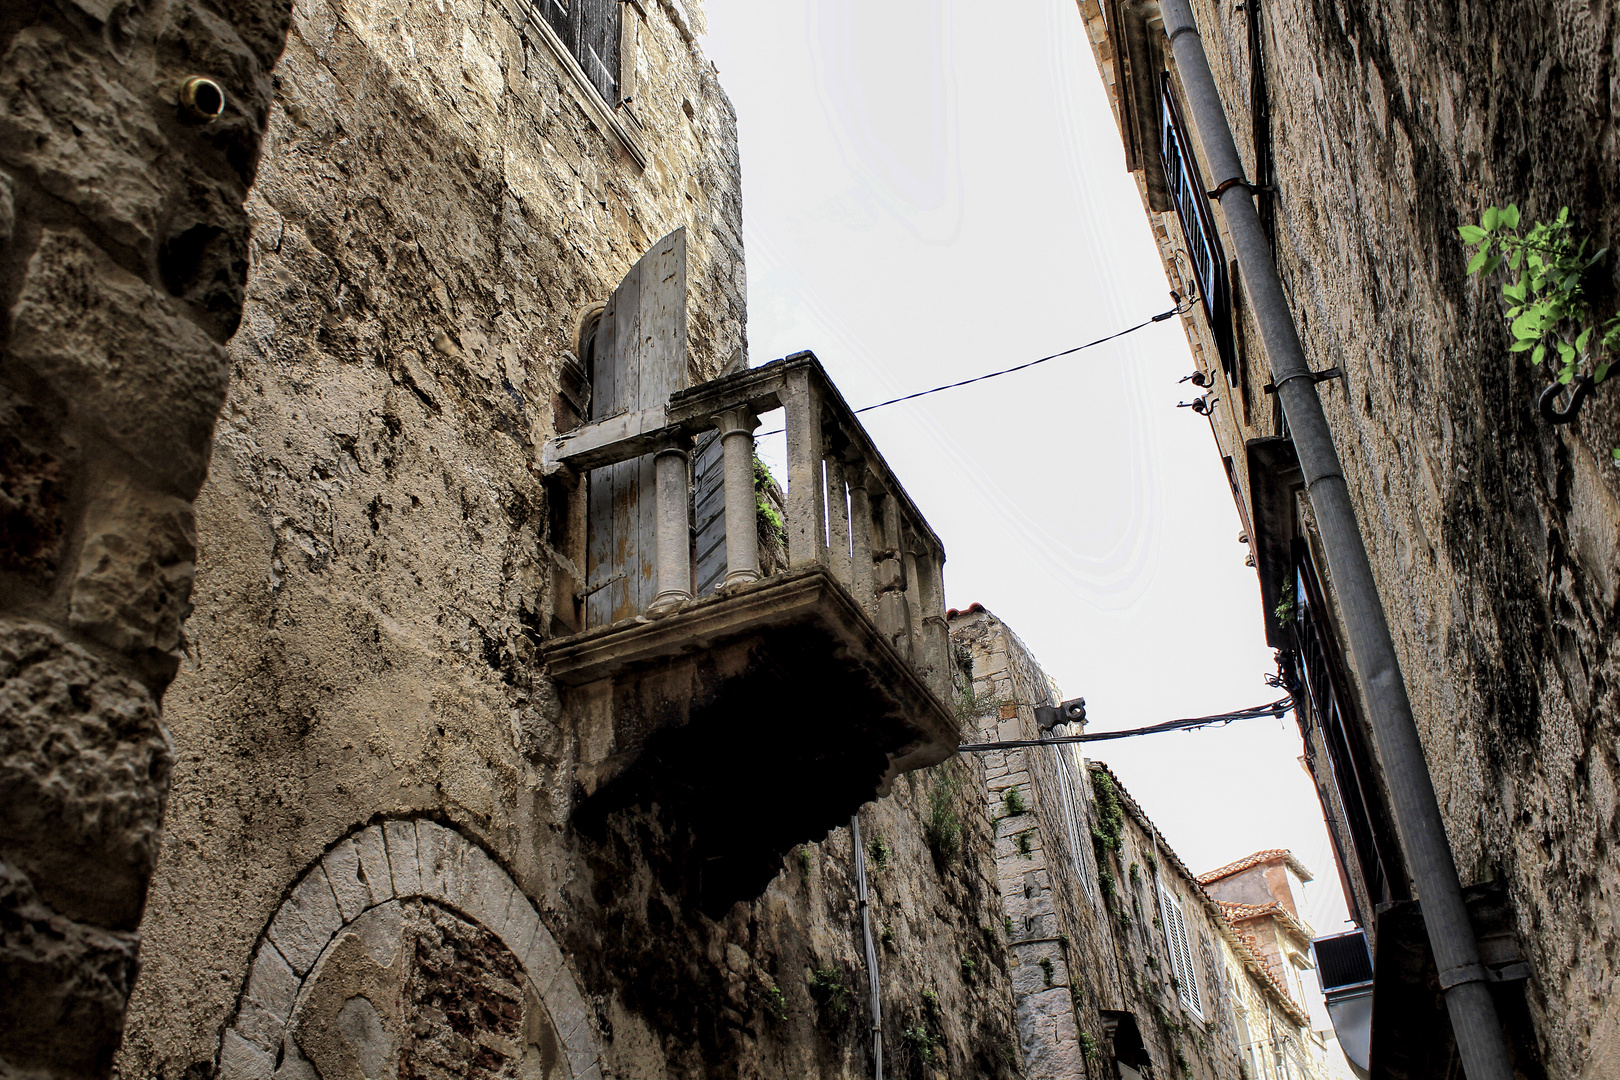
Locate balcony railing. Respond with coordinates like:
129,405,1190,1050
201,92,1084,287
543,350,951,707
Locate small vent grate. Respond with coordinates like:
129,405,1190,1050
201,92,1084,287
1314,931,1373,992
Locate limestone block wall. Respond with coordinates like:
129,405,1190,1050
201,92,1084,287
0,0,294,1076
950,606,1108,1080
1089,761,1248,1080
951,606,1339,1080
95,0,1021,1077
1078,1,1620,1073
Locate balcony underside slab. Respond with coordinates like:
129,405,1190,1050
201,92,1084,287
541,567,958,915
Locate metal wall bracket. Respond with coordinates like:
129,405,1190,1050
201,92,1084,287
1034,697,1087,733
1264,367,1343,395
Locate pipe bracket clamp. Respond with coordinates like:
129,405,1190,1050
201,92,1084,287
1437,961,1488,990
1265,367,1343,395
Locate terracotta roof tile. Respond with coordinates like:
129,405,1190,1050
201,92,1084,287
1197,848,1313,885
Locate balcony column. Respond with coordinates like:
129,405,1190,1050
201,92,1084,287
846,461,877,619
826,451,852,586
714,406,761,587
783,367,828,568
649,436,693,615
873,492,911,657
914,544,952,703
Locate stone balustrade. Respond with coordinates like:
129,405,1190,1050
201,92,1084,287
543,350,952,707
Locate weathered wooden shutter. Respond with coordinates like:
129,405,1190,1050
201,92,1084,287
576,0,621,102
584,229,688,627
535,0,620,103
691,431,726,596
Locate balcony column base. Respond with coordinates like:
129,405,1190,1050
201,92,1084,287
715,406,762,588
649,437,694,616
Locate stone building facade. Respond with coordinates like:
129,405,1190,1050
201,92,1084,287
3,0,1008,1077
1073,0,1620,1075
950,604,1343,1080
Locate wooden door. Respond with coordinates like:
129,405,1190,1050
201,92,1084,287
584,229,689,627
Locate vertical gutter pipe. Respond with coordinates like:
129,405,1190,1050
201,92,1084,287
1156,3,1513,1076
850,815,884,1080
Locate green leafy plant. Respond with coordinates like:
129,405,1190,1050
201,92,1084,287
1003,785,1028,816
1274,593,1295,629
903,1025,940,1064
1461,205,1620,464
1143,853,1158,875
1017,830,1034,858
752,454,789,540
881,924,896,950
954,685,996,722
1004,915,1016,937
1129,861,1141,886
760,978,788,1022
1099,868,1117,902
1080,1032,1099,1060
960,954,978,980
867,833,891,872
797,847,813,883
808,967,848,1015
1040,956,1055,987
922,988,940,1017
926,768,963,862
1091,772,1124,857
1058,931,1070,948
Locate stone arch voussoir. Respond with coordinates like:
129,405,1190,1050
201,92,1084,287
218,820,601,1080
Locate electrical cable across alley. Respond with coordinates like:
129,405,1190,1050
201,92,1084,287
956,696,1293,752
756,303,1189,436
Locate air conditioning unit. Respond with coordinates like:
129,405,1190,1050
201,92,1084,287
1313,930,1372,1079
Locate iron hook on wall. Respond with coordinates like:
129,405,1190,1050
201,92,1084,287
1538,374,1595,425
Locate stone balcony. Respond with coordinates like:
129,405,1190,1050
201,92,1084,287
541,352,957,913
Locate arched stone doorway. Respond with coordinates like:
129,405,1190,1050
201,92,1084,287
218,821,600,1080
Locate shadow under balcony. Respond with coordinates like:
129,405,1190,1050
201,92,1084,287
540,352,957,915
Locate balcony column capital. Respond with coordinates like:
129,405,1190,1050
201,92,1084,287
712,406,759,441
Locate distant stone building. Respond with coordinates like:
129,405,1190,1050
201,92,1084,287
950,605,1346,1080
1072,0,1616,1074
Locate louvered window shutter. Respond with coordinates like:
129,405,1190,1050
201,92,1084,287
576,0,621,102
583,229,689,627
1159,883,1204,1019
534,0,621,103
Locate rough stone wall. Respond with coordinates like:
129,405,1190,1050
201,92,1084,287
1091,761,1247,1080
101,1,1017,1077
0,0,293,1074
950,607,1104,1080
1078,1,1620,1075
948,606,1326,1080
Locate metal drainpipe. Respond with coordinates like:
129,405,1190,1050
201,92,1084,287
850,815,884,1080
1156,3,1514,1076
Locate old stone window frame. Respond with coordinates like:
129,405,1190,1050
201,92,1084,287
1156,880,1205,1020
1158,72,1237,383
1289,542,1407,923
502,0,648,167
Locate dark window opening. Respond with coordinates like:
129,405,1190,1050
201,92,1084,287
1290,546,1408,915
538,0,621,104
1159,74,1236,383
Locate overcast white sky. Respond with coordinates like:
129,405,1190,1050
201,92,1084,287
699,0,1352,942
